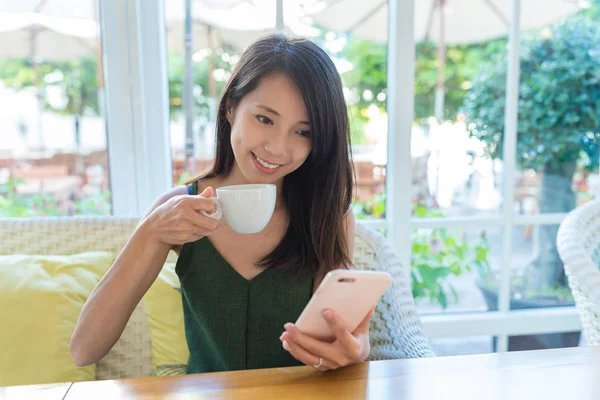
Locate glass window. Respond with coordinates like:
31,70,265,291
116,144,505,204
413,4,507,218
414,226,501,314
164,1,387,220
431,336,493,356
0,2,111,216
164,0,281,186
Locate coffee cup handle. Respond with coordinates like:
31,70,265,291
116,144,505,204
200,197,222,220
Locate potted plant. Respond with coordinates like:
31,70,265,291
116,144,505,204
464,16,600,349
354,194,490,310
410,204,491,309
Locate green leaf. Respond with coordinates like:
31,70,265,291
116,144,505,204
414,205,428,218
475,246,488,262
436,290,448,309
444,236,456,248
450,286,459,303
419,265,453,285
373,201,385,217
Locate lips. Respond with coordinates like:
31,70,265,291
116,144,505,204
251,152,282,174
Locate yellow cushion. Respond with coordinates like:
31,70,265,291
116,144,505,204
0,252,114,386
143,262,189,376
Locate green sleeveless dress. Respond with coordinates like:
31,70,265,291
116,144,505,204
175,182,313,374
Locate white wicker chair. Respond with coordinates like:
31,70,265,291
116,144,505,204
353,222,435,360
557,200,600,346
0,217,434,380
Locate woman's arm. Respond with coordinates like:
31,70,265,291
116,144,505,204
70,186,218,366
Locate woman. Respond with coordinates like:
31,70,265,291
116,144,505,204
71,33,373,373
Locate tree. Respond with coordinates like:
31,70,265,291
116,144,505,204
338,35,505,123
0,58,53,89
583,0,600,19
464,16,600,294
414,39,506,121
46,58,100,168
0,56,99,168
167,49,235,121
339,36,387,112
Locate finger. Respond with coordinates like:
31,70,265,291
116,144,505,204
199,187,213,198
182,196,218,213
282,337,331,371
184,208,219,231
322,309,356,349
283,323,335,359
353,305,376,336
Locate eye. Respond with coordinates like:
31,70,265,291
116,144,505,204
255,114,273,125
296,130,312,138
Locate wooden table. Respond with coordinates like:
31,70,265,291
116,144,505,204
0,382,71,400
5,346,600,399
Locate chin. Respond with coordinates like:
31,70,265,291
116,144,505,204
249,174,283,185
239,168,280,185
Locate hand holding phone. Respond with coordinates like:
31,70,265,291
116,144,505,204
294,270,392,341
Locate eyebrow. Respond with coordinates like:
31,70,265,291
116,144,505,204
256,104,310,126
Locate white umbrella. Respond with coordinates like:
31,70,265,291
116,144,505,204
162,0,317,54
0,2,260,163
1,0,313,53
165,0,313,35
306,0,585,120
0,1,314,166
164,0,316,172
0,12,99,152
0,0,96,19
0,12,97,60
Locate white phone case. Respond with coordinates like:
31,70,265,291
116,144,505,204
295,270,392,341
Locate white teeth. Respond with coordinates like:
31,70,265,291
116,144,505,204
255,154,280,169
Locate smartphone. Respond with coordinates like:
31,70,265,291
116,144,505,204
294,270,392,341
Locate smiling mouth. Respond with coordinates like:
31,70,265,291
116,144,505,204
252,153,282,170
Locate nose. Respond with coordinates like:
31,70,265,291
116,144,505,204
263,130,286,156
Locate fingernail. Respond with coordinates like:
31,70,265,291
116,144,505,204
282,340,290,351
284,323,294,330
323,309,333,320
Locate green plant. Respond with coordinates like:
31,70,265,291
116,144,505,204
411,205,490,309
479,272,574,303
464,16,600,294
353,192,386,219
335,34,506,121
1,177,111,217
167,48,236,121
71,191,112,215
0,178,61,217
353,194,491,309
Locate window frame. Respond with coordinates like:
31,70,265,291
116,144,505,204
387,0,580,352
106,0,581,352
100,0,172,217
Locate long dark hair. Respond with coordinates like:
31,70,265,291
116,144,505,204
192,33,354,278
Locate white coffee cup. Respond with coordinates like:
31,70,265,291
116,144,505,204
201,184,276,234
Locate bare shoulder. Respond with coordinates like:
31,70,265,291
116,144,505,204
157,185,190,203
141,185,189,220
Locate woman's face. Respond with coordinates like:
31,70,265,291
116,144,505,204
227,72,312,185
